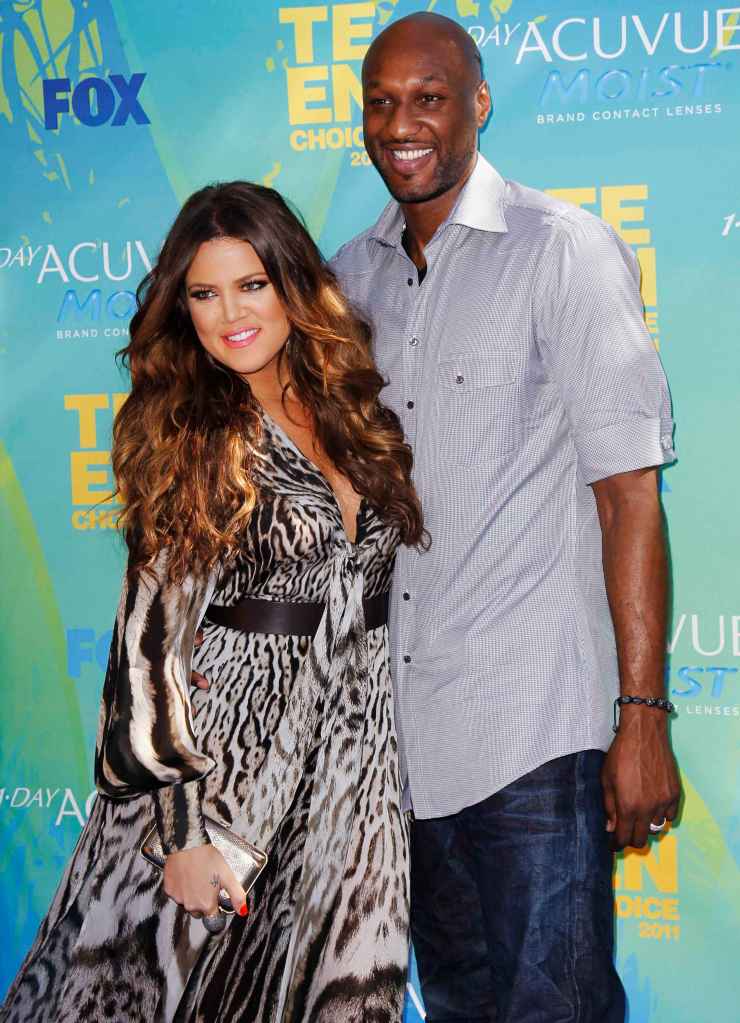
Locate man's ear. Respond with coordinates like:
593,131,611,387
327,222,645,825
476,80,492,129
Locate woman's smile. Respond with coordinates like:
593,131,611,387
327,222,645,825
222,326,261,348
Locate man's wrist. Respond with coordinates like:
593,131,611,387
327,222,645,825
613,695,675,733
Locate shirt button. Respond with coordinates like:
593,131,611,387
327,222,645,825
407,277,413,286
403,654,411,663
406,400,414,409
402,591,410,600
410,337,419,347
455,374,464,384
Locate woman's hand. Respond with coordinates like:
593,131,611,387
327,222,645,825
163,844,248,920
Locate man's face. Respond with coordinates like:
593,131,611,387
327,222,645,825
362,35,489,205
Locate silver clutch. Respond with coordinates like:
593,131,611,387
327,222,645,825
141,815,268,914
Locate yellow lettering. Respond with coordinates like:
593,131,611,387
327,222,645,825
615,894,632,918
71,508,119,530
71,509,91,530
643,896,662,919
285,65,332,124
112,392,128,417
291,124,363,151
613,892,680,921
637,247,657,307
545,187,597,210
64,394,109,449
601,185,650,245
332,2,375,61
306,127,327,147
544,185,652,244
662,897,680,921
332,62,363,121
279,5,328,64
90,507,118,528
70,451,116,506
644,310,659,349
290,128,309,151
621,835,678,893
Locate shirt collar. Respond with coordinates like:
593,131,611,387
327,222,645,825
368,153,508,248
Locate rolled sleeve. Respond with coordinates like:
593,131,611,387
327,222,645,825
575,416,675,486
535,213,676,483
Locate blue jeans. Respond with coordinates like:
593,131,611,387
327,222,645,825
410,751,625,1022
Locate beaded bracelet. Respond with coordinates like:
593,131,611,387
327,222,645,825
613,695,676,733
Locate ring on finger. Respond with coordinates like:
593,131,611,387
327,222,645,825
203,912,227,935
649,817,668,833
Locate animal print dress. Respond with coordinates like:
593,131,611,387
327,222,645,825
1,415,410,1023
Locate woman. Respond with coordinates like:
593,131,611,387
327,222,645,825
2,182,424,1022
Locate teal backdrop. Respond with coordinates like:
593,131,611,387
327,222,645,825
1,1,739,1018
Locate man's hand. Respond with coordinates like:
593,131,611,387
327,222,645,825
192,629,210,694
592,466,681,850
192,669,210,692
602,707,680,849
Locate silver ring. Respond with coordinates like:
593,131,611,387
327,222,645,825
649,817,667,833
202,913,227,935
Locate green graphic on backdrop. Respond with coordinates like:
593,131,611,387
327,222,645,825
1,1,739,1019
0,443,88,940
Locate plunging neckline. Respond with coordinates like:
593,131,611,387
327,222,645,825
260,409,363,545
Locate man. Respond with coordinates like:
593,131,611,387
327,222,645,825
330,12,680,1023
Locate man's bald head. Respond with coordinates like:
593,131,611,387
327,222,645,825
361,12,490,208
364,12,483,87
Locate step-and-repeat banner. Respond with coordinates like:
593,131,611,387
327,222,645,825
1,1,738,1018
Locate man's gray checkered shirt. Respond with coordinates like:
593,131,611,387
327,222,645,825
331,155,675,819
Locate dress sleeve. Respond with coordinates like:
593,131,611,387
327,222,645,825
533,214,676,485
94,547,218,853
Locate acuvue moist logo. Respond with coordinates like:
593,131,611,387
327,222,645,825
667,612,740,719
46,240,153,339
0,785,97,828
42,73,150,129
466,8,740,125
0,239,153,340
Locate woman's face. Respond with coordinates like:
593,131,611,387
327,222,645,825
185,236,291,381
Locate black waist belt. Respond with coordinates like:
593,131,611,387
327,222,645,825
205,591,389,636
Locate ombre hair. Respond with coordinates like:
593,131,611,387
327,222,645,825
113,181,424,580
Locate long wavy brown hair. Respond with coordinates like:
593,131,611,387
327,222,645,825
114,181,424,580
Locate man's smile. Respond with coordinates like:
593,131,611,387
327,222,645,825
385,146,435,174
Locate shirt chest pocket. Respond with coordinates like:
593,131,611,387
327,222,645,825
434,354,523,464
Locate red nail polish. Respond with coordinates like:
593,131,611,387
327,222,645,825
239,903,249,917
